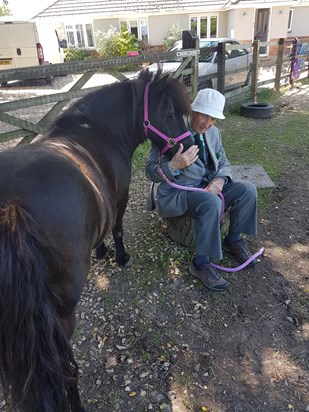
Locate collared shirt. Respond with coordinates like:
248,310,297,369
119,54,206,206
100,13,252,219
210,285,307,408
188,123,208,166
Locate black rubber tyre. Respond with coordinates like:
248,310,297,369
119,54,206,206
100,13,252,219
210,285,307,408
240,102,274,119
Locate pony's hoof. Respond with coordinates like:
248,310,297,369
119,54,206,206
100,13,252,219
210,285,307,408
124,255,133,267
116,254,133,267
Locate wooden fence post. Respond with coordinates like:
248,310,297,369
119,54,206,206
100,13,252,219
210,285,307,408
274,38,285,92
250,40,260,102
217,41,226,94
182,30,199,101
289,37,299,88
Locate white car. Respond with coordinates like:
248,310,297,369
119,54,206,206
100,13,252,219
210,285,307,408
148,38,252,92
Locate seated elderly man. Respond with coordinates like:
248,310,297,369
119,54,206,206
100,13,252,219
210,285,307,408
145,88,258,292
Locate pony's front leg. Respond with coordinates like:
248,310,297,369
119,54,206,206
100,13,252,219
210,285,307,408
112,192,132,266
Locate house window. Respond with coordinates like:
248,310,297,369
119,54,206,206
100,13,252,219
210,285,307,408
190,16,218,38
288,8,293,32
140,19,148,42
86,24,94,47
190,17,197,35
65,23,94,48
200,17,208,38
119,19,149,41
210,17,217,37
75,24,85,47
66,25,75,47
130,21,138,38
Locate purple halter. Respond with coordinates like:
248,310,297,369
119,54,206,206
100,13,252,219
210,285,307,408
143,82,191,155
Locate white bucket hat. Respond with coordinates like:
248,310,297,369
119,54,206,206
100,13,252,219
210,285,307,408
191,89,225,119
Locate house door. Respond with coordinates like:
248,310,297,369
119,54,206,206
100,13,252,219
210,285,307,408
254,8,270,55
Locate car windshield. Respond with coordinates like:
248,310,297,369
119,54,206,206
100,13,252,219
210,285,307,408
199,41,218,63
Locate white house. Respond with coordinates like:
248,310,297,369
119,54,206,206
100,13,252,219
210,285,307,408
33,0,309,56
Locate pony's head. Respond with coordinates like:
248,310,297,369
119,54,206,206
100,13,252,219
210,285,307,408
138,69,193,160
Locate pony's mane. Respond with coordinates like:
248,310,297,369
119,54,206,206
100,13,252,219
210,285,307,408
138,69,192,119
46,69,191,154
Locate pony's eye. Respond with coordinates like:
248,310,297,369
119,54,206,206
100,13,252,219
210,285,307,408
167,113,175,120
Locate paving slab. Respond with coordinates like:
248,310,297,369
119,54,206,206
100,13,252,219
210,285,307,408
231,164,275,188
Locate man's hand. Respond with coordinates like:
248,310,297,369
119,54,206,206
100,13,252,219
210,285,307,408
169,143,199,170
206,177,225,195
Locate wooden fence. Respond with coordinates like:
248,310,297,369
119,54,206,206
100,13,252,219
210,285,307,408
0,32,308,147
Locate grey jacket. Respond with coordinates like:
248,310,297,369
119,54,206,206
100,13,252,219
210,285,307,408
145,125,232,217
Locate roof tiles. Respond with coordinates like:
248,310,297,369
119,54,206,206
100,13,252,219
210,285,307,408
34,0,301,19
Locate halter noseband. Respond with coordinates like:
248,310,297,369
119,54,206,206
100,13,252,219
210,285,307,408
143,82,191,155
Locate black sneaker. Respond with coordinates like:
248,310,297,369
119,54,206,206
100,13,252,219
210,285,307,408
189,261,229,292
222,238,257,266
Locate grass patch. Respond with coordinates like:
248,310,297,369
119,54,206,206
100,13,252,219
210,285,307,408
133,140,151,168
221,81,309,211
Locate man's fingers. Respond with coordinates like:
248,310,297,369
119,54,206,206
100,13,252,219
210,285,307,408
206,181,220,195
176,143,184,155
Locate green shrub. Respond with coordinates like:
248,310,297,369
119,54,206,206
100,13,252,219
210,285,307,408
64,48,93,62
0,4,11,16
95,26,138,58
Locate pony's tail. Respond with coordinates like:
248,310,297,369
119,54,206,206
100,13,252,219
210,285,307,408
0,202,78,411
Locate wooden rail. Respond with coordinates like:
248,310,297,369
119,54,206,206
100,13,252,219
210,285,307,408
0,34,308,146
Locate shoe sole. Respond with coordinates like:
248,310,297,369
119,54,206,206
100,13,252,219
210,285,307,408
189,264,229,292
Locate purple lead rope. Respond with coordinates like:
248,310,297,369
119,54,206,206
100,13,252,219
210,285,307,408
156,166,264,272
211,248,264,272
156,166,225,221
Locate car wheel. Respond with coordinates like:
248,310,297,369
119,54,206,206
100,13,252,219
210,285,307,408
198,79,213,90
240,102,274,119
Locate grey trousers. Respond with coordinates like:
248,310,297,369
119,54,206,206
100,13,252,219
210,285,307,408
182,180,257,260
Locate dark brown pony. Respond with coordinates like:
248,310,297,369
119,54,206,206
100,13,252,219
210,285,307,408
0,69,192,411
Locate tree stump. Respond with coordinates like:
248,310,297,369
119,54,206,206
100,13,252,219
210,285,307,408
164,210,230,249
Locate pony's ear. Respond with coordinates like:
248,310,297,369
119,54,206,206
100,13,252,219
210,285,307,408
137,68,153,83
153,67,163,81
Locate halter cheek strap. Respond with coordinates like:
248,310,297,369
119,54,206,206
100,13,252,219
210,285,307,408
143,82,191,155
